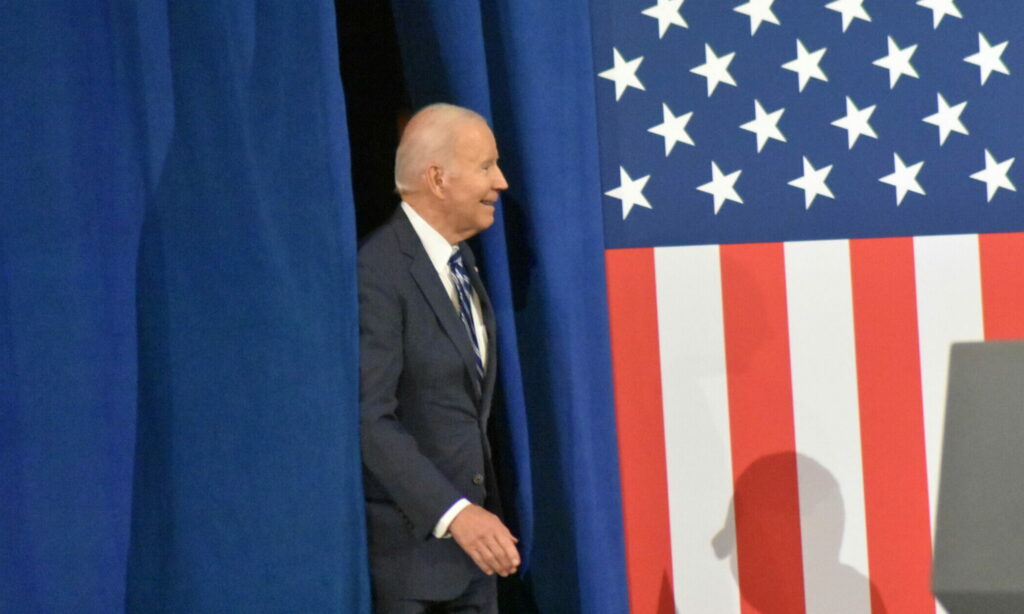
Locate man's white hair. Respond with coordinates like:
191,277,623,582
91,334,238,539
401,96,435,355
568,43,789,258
394,103,487,194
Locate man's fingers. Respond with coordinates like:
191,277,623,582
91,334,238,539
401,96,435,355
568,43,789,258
494,536,520,572
473,547,512,577
505,537,521,566
481,534,520,576
479,540,504,570
496,530,520,562
482,535,515,575
466,540,511,577
469,548,496,576
469,535,501,575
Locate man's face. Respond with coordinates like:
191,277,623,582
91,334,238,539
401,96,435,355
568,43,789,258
442,119,508,238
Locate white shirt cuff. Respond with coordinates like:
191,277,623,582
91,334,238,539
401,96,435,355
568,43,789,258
433,498,471,539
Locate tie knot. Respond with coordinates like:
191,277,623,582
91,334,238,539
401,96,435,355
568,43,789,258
448,248,464,270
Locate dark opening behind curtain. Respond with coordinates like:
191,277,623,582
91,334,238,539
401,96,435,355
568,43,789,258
1,2,369,612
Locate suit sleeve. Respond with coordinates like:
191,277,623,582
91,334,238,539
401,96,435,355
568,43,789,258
358,256,464,540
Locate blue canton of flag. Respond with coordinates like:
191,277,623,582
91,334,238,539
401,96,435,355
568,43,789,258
593,0,1024,249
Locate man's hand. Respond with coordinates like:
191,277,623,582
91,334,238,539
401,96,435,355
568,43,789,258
448,504,520,577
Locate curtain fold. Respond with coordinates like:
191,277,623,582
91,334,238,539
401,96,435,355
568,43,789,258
390,2,629,612
2,3,369,612
0,4,144,611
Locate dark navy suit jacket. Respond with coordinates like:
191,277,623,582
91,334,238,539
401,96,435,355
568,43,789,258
358,210,500,601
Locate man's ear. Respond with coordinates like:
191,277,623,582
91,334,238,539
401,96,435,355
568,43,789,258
425,165,445,199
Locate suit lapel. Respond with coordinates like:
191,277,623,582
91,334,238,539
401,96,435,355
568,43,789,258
391,213,483,398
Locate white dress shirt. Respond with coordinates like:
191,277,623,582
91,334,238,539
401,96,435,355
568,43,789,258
401,202,485,538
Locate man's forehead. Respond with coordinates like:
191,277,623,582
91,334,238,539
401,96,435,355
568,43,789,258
452,120,497,156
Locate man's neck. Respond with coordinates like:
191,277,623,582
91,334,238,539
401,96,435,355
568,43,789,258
402,197,465,244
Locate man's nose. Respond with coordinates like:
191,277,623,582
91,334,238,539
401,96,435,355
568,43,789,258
493,165,509,190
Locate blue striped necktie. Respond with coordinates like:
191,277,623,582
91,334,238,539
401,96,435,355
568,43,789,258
448,248,484,384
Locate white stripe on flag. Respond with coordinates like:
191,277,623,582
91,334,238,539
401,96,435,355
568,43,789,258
912,234,985,533
913,234,984,614
784,240,872,614
655,245,740,614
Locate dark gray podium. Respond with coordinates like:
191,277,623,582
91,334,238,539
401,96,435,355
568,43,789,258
933,341,1024,613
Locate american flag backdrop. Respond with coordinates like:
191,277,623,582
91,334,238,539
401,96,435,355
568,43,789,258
592,1,1024,613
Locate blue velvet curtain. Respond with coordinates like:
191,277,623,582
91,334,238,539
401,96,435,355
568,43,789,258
2,1,628,611
1,3,369,612
1,4,144,611
389,2,630,613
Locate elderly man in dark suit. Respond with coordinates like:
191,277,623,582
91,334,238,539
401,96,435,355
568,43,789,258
358,103,519,614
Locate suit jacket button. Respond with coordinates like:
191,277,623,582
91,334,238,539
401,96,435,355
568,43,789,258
472,473,484,485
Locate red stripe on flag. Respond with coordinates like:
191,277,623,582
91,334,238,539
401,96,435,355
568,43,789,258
979,232,1024,340
849,237,935,614
719,243,806,614
605,248,675,614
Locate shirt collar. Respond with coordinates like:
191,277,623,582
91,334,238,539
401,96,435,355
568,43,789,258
401,201,458,274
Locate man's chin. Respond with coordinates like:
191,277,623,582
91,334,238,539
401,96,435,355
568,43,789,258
477,207,496,232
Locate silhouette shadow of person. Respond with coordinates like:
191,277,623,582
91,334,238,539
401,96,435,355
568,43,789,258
711,452,888,614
